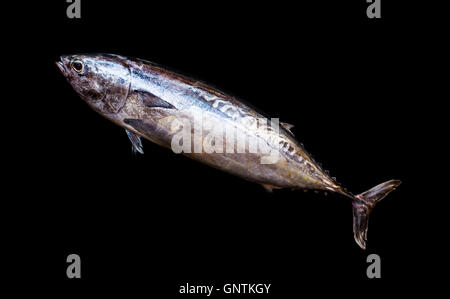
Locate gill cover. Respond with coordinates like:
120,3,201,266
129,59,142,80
93,57,131,113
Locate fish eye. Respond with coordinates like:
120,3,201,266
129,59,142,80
71,59,84,74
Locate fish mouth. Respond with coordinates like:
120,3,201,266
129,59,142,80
56,61,66,74
55,56,68,74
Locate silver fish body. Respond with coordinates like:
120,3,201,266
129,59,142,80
57,53,401,249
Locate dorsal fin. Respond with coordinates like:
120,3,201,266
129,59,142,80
281,122,295,136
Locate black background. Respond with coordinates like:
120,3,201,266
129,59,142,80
5,0,445,296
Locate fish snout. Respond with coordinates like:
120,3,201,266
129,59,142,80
55,56,70,74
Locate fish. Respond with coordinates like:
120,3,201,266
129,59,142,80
56,53,401,249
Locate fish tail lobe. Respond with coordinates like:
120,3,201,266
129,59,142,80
352,179,401,249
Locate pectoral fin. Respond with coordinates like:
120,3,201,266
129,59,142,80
125,130,144,154
136,90,175,109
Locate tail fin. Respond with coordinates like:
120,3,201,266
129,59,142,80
352,179,401,249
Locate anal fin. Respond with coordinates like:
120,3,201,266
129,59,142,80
261,184,282,193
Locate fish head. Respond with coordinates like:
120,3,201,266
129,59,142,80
56,54,131,115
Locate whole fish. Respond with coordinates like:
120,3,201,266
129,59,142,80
56,53,401,249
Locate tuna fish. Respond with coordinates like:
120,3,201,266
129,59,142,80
56,53,401,249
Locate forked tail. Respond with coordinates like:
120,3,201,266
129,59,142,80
352,179,401,249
